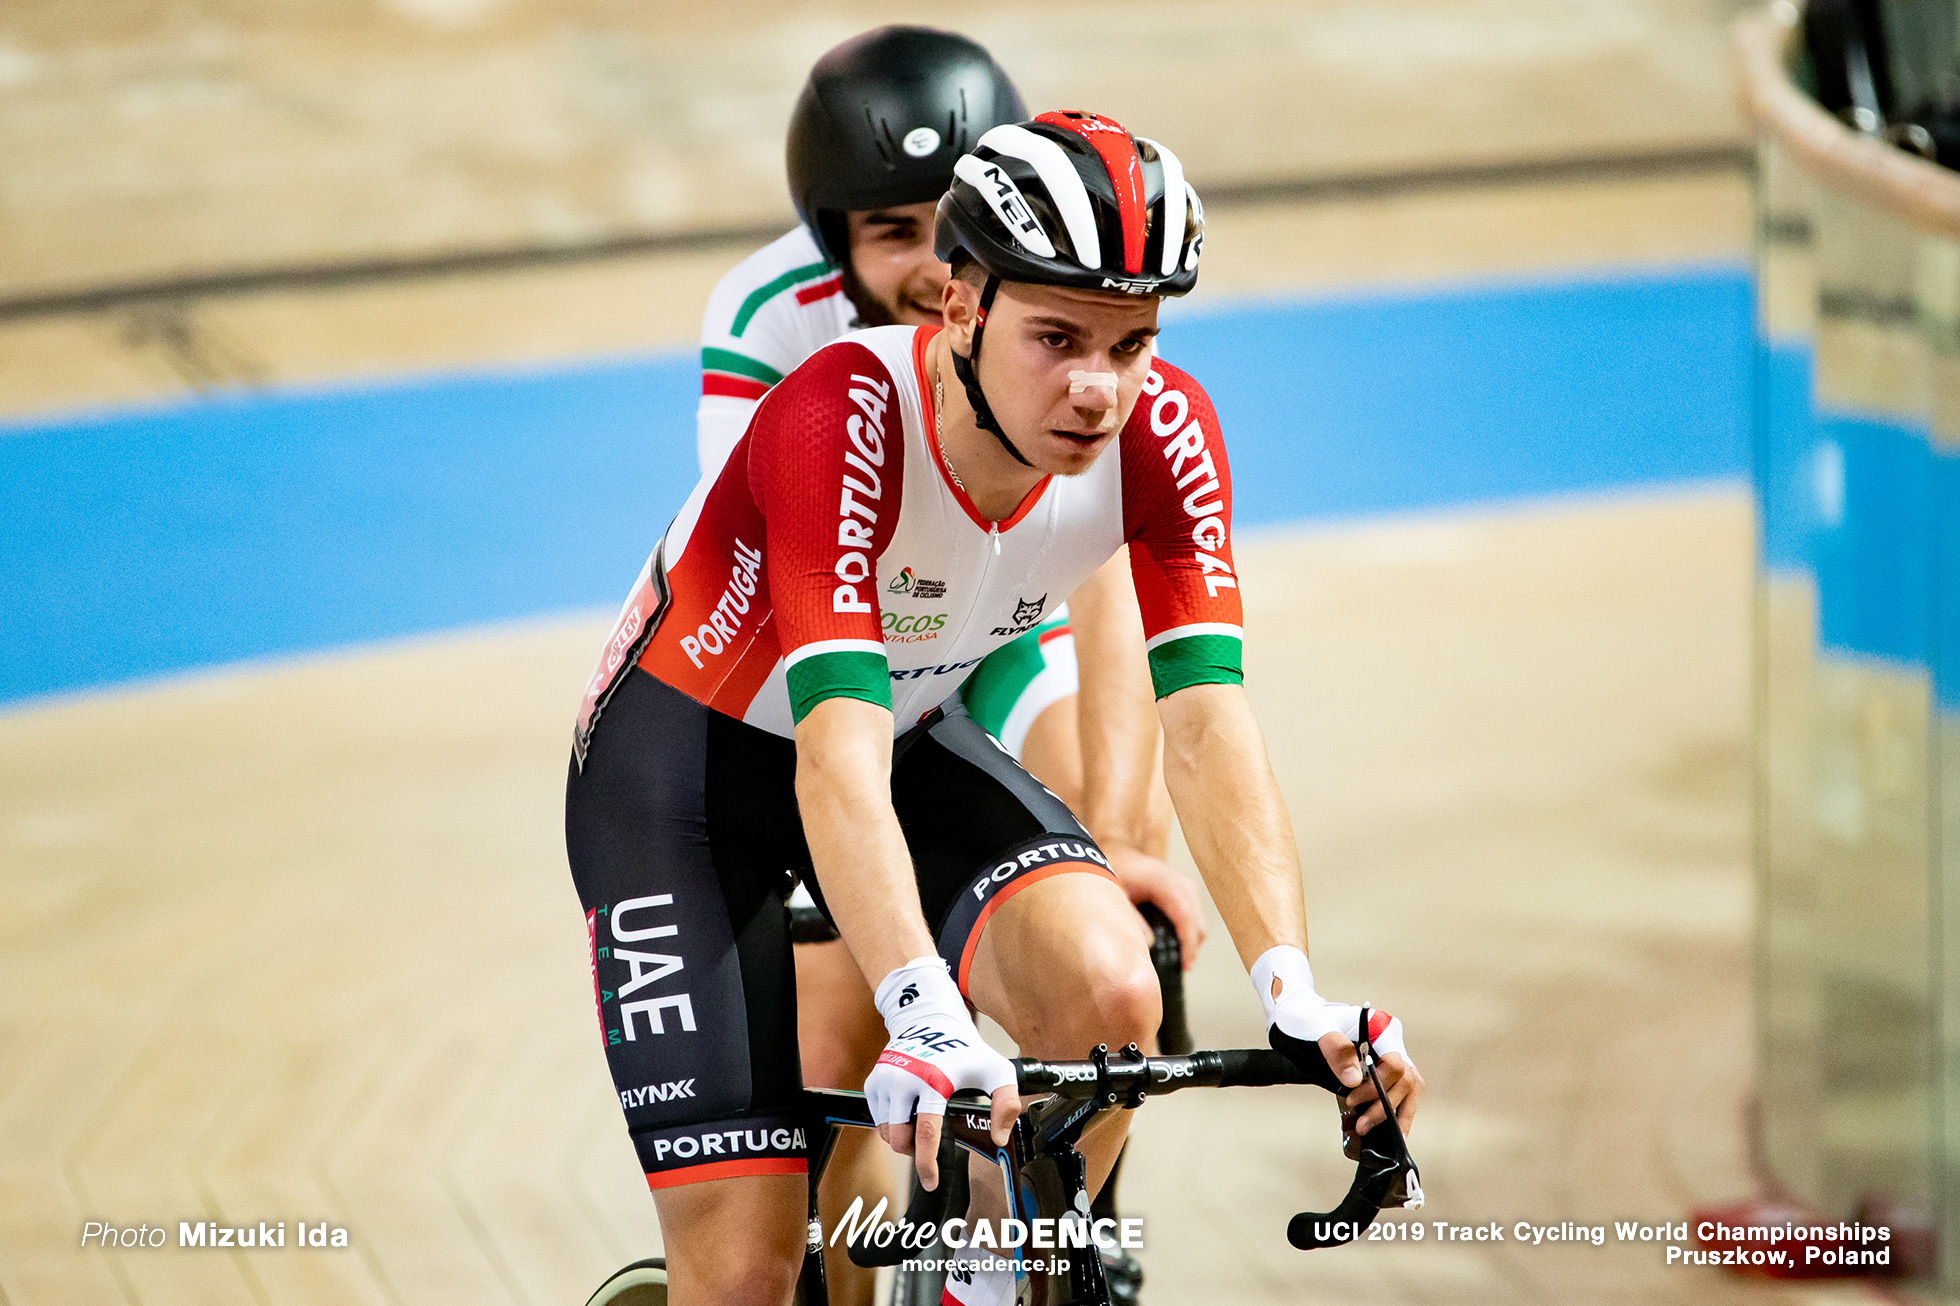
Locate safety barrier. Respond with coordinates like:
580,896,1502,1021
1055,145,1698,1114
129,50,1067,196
1735,4,1960,1291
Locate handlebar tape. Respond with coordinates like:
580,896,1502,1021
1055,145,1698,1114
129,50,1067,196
1287,1138,1408,1248
1137,902,1192,1056
1210,1048,1313,1088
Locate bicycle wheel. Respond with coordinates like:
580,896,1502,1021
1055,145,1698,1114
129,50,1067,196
585,1256,667,1306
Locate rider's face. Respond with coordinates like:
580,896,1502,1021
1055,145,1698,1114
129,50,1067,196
946,279,1161,477
845,202,947,326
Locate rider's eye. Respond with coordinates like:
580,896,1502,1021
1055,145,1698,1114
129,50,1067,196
1113,339,1146,356
1040,333,1070,349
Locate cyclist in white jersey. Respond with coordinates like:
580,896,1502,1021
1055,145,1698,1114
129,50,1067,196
691,28,1193,1305
568,110,1424,1306
696,28,1187,917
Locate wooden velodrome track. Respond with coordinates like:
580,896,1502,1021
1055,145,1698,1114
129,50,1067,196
0,2,1890,1303
0,175,1886,1306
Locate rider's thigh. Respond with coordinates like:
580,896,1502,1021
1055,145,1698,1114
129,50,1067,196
792,938,884,1089
965,868,1159,1058
1016,693,1083,813
566,669,808,1184
652,1172,806,1306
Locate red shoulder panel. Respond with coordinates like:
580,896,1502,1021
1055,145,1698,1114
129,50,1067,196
746,340,906,661
1119,359,1241,640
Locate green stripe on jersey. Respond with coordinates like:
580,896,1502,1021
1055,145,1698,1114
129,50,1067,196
701,347,784,386
787,650,892,723
1147,634,1244,699
729,259,834,337
961,615,1067,735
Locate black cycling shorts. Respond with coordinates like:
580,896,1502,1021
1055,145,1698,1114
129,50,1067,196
563,668,1113,1189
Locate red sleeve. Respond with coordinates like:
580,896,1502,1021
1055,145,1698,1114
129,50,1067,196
1119,360,1244,697
747,341,906,721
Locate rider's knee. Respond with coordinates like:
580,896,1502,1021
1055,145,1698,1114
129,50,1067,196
1068,939,1162,1050
675,1240,803,1305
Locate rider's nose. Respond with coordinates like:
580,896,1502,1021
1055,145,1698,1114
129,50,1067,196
1069,371,1120,430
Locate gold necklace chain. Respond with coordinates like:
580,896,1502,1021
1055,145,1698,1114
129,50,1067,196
932,375,968,495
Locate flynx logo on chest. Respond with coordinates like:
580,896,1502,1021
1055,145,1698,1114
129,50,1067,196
992,595,1046,637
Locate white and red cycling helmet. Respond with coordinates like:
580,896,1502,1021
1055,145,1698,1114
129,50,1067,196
934,110,1204,298
933,111,1205,465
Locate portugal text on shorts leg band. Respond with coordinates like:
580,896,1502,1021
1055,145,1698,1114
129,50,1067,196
937,834,1117,996
636,1112,809,1188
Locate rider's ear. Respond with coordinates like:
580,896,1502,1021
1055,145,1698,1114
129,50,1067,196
941,277,980,357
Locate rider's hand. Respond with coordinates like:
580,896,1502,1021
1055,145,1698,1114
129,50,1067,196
864,957,1020,1190
1252,945,1424,1142
1103,844,1207,968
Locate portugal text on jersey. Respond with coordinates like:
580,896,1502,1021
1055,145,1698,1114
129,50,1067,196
580,324,1242,742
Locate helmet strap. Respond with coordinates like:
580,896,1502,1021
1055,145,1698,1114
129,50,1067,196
951,275,1034,469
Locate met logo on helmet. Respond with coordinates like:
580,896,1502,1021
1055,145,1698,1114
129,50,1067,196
1100,276,1160,295
954,155,1056,260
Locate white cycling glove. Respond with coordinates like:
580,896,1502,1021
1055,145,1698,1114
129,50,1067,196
864,957,1017,1128
1251,945,1409,1079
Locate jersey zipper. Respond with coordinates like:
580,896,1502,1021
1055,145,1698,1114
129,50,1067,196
935,512,1006,666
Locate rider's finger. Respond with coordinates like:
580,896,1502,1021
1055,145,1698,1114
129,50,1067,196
887,1119,916,1158
1319,1031,1364,1088
1383,1054,1424,1134
1340,1076,1381,1108
1345,1077,1388,1135
1351,1060,1424,1138
914,1111,943,1191
989,1084,1022,1146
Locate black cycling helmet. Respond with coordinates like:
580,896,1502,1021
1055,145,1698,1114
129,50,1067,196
933,110,1205,465
786,26,1027,268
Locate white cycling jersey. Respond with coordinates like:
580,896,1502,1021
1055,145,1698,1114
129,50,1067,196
578,324,1244,748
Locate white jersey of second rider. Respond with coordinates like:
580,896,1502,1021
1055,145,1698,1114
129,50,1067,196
696,226,854,474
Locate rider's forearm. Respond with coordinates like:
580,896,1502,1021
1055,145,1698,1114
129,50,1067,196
793,697,939,984
1067,552,1160,854
1157,683,1308,967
